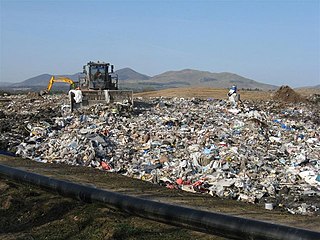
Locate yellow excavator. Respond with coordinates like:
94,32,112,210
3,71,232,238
40,76,76,96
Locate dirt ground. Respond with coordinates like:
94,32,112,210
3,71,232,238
134,87,271,100
1,155,319,240
0,87,319,239
0,156,221,240
133,87,318,101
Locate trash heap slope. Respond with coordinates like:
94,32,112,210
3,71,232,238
0,93,319,217
273,85,306,103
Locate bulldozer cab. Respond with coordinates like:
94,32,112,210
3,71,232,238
80,61,118,90
72,61,133,111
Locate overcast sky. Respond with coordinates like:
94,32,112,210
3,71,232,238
0,0,319,87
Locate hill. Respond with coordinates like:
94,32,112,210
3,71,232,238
2,68,279,91
5,68,148,89
11,73,80,87
295,84,320,90
115,68,150,81
137,69,278,90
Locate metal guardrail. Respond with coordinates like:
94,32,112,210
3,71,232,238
0,163,319,240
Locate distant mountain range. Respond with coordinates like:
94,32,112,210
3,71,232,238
128,69,278,90
0,69,151,90
1,67,317,92
296,84,320,90
9,73,80,87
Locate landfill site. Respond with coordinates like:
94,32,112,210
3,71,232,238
0,85,320,239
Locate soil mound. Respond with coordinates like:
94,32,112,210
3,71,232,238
273,85,305,103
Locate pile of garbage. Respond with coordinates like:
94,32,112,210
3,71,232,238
1,93,319,215
272,85,306,103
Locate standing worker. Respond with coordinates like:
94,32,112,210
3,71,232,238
227,85,239,107
69,87,83,112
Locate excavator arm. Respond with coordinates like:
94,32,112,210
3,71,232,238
40,76,76,95
46,76,54,92
47,76,76,92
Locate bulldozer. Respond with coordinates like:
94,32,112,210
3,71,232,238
71,61,133,111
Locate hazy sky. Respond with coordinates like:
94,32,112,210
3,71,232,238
1,0,319,87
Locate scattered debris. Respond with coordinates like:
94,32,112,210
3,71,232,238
0,93,319,216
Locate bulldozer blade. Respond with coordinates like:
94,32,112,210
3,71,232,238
70,90,133,111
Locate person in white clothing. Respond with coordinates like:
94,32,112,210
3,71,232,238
69,88,83,103
227,85,239,107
